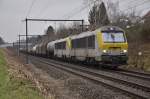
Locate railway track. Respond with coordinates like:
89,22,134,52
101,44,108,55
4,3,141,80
116,69,150,80
113,69,150,81
73,63,150,81
30,56,150,99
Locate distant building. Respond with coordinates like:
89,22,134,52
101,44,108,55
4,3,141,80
143,11,150,19
142,10,150,23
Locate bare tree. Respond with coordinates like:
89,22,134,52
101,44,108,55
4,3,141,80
56,24,69,39
0,36,4,45
45,25,54,36
55,22,82,39
106,1,119,23
88,2,110,30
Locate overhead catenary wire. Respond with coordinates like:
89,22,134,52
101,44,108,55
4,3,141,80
138,5,150,15
63,0,101,20
48,0,99,28
26,0,150,20
36,0,53,18
118,0,141,6
63,0,150,20
63,0,135,20
98,0,150,20
120,0,150,13
23,0,150,30
26,0,37,18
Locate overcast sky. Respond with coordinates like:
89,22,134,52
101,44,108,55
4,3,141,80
0,0,150,43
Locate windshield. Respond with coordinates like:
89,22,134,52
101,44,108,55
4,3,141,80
102,32,125,43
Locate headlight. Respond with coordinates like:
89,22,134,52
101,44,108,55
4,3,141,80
123,50,127,53
103,50,107,53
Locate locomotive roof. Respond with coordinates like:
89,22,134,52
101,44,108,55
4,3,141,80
69,26,123,39
46,26,124,44
70,31,95,39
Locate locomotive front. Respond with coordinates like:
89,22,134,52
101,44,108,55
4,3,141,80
97,26,128,64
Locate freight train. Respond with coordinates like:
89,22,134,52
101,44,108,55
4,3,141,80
28,26,128,67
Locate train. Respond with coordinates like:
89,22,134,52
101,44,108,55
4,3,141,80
28,26,128,68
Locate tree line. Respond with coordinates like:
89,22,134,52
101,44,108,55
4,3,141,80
33,1,150,45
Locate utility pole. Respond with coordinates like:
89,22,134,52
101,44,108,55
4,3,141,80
13,42,14,48
18,35,20,56
26,18,28,64
82,20,84,32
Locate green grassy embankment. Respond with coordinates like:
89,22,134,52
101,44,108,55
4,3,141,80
0,49,43,99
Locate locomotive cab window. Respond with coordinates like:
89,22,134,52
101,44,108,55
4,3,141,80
102,31,126,43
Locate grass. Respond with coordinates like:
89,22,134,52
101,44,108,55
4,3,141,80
0,49,44,99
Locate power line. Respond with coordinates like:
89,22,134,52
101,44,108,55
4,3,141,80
138,5,150,15
63,0,147,20
36,0,53,18
62,5,85,19
120,0,150,13
110,0,149,14
26,0,37,18
119,0,140,6
63,0,102,20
